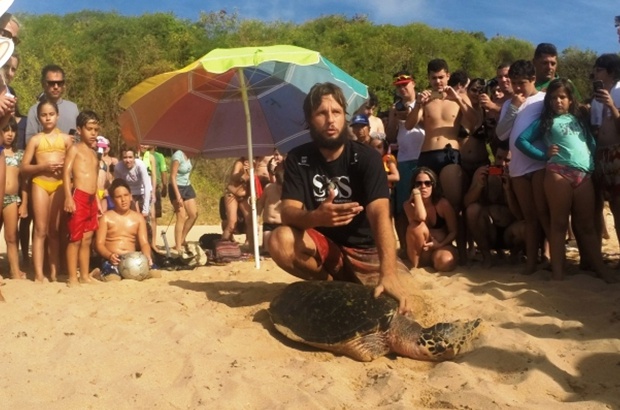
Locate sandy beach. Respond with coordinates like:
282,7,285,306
1,223,620,409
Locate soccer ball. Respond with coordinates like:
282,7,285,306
118,252,150,281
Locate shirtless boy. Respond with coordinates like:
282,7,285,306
63,111,101,285
405,58,479,210
95,178,154,281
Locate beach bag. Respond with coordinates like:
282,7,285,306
199,233,242,264
214,240,242,263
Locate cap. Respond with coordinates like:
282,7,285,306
393,71,414,86
96,136,110,148
350,114,369,127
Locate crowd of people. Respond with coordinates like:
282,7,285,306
0,7,618,305
341,43,620,288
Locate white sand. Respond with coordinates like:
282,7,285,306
1,223,619,409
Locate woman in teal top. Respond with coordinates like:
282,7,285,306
515,78,611,282
169,150,198,256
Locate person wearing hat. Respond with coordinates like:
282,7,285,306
349,113,371,144
386,70,425,256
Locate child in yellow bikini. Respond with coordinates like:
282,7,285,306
21,98,73,282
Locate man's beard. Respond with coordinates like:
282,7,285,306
309,124,348,150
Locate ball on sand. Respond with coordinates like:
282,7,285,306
118,252,150,281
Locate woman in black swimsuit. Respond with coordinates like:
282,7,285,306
404,167,458,272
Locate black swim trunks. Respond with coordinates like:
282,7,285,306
418,144,461,176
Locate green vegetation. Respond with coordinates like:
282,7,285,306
12,11,602,223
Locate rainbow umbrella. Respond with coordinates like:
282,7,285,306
118,45,368,268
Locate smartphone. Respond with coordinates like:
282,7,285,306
593,80,604,93
430,90,444,100
488,166,504,176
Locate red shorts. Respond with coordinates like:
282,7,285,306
68,188,99,242
306,229,409,287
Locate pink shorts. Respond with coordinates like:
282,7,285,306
67,189,99,242
306,229,409,287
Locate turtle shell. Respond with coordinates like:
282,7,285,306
269,281,398,345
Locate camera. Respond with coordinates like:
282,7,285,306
593,80,604,93
430,90,444,100
488,166,504,176
394,98,406,112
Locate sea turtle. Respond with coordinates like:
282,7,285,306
268,281,482,362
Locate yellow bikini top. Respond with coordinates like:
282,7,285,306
36,130,66,154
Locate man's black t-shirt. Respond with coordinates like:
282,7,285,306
282,140,389,248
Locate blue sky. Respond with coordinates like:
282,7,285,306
9,0,620,54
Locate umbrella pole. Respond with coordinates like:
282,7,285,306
238,68,261,269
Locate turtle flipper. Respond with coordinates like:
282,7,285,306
417,318,482,361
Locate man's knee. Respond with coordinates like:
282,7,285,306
268,226,297,261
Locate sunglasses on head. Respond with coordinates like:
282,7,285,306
0,29,19,45
414,180,433,188
393,74,413,84
46,80,65,87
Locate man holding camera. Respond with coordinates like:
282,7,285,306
463,141,524,267
386,70,424,256
405,59,479,212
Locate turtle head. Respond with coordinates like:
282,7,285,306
417,319,483,361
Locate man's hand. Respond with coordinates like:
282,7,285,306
443,86,461,102
473,166,489,188
511,93,526,109
594,89,614,108
313,188,363,227
416,90,432,105
161,185,167,198
374,274,409,314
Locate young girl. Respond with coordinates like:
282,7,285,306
404,167,458,272
222,156,252,244
0,117,26,279
515,78,612,282
21,98,72,282
169,149,198,256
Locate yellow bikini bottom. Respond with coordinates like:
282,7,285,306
32,177,63,195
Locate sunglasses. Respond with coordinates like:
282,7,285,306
0,29,20,46
414,180,433,188
46,80,65,87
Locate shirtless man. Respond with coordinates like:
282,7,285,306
95,178,154,281
591,53,620,248
405,58,479,210
464,142,524,267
